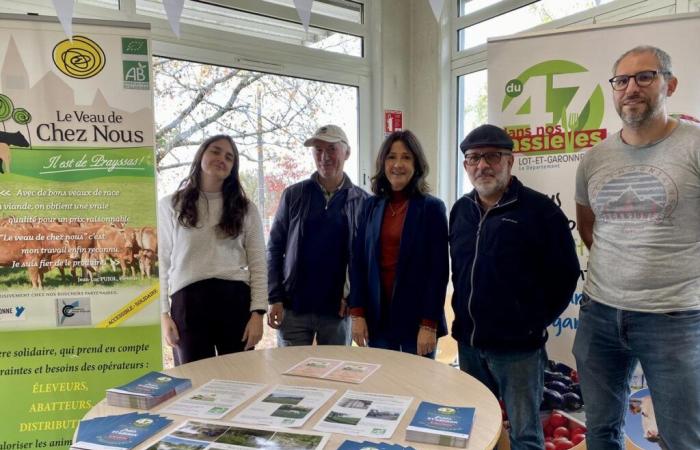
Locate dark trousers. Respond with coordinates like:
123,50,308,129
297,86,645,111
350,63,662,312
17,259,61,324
170,278,251,365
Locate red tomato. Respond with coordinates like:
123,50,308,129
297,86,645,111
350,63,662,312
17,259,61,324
545,436,554,443
545,442,556,450
549,413,568,428
554,440,574,450
572,433,586,445
570,426,586,436
553,426,570,439
544,424,554,437
570,369,579,383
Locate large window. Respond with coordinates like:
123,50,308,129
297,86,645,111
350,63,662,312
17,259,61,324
154,57,359,232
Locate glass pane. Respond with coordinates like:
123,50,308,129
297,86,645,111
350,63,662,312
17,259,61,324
261,0,363,23
457,70,488,196
153,56,359,229
136,0,362,57
458,0,615,51
459,0,503,16
691,0,700,12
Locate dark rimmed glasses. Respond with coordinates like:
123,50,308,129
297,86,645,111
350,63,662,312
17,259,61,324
464,151,510,166
608,70,670,91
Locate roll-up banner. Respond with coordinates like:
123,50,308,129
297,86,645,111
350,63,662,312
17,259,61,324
0,14,161,447
487,14,700,369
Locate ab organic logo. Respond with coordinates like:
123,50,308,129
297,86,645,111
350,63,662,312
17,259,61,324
501,60,607,154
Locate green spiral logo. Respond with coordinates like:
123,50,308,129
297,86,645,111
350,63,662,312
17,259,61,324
0,94,14,122
12,108,31,125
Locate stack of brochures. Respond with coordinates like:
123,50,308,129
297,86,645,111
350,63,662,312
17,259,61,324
106,371,192,409
338,440,416,449
405,401,475,448
71,412,171,449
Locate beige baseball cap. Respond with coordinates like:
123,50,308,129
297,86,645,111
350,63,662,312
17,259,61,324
303,124,349,147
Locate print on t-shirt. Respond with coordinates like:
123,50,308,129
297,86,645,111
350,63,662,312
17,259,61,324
590,165,678,224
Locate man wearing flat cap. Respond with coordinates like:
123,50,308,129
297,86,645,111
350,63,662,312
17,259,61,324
267,124,368,346
449,124,579,450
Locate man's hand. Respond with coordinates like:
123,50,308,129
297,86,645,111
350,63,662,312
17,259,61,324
338,297,349,318
161,313,179,347
267,302,284,329
242,312,264,350
351,316,368,347
417,326,437,356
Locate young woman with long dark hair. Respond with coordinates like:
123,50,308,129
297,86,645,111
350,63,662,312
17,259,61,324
158,134,267,365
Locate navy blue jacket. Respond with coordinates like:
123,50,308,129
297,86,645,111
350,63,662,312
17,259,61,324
449,176,579,352
267,174,368,306
349,194,449,343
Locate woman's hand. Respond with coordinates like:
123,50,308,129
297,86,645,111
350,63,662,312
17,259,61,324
161,313,180,347
351,316,369,347
243,312,264,350
417,326,437,356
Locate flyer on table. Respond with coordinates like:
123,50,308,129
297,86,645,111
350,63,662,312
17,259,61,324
314,390,413,439
284,357,380,383
232,385,336,428
0,15,161,447
160,379,266,420
147,420,330,450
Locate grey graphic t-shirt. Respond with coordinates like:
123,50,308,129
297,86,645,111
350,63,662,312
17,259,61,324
575,120,700,312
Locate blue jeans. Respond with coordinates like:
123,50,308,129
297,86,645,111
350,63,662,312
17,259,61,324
458,343,545,450
277,309,351,346
573,296,700,450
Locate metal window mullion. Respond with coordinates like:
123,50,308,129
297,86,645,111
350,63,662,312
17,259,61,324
197,0,367,37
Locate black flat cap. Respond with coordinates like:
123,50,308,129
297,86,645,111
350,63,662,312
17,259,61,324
459,124,513,155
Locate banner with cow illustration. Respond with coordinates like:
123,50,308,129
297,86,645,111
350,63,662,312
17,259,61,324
487,15,700,373
0,15,161,447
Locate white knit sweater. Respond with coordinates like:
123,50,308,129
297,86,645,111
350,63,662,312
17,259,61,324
158,191,268,314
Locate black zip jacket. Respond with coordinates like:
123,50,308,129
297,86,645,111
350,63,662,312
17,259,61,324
449,176,580,352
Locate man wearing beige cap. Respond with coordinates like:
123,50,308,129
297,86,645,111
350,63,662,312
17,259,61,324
267,124,368,346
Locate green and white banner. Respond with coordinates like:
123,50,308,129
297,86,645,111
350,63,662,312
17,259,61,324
487,14,700,369
0,15,161,448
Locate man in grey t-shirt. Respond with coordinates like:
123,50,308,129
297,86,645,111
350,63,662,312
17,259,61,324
574,45,700,450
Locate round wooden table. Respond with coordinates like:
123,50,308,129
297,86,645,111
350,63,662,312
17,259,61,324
81,345,502,449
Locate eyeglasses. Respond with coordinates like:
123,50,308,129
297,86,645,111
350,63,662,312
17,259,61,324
608,70,670,91
464,151,510,166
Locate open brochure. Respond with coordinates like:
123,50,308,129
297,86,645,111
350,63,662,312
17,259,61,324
145,420,330,450
232,385,336,428
284,358,380,384
313,390,413,439
160,380,266,420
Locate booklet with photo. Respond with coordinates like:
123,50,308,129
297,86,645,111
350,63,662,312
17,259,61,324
405,401,475,448
284,358,380,384
232,385,336,428
145,419,330,450
159,379,266,420
72,412,172,449
106,371,192,409
314,390,413,439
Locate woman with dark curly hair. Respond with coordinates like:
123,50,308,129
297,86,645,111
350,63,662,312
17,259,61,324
158,135,267,365
349,130,448,357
